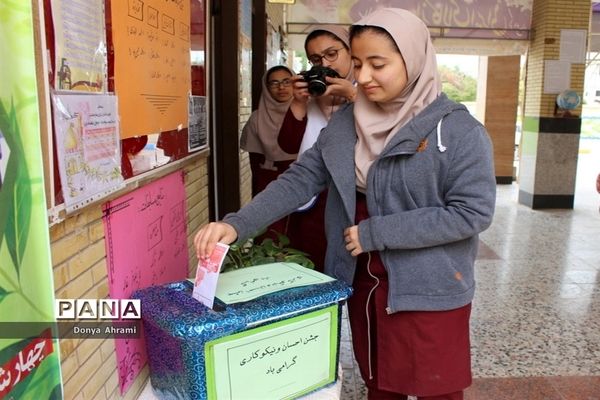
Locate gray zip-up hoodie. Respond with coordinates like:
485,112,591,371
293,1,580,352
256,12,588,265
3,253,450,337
224,94,496,313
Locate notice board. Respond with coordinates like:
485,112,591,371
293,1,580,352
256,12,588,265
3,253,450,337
111,0,190,138
102,171,189,393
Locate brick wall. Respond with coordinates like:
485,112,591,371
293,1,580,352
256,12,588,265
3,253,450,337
51,155,209,399
525,0,590,117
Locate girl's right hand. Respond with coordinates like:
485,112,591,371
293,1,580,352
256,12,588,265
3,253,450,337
324,76,356,101
292,75,310,102
194,222,238,260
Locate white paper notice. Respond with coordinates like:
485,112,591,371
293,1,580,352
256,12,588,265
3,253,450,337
192,243,230,308
559,29,587,63
543,60,570,94
215,262,335,304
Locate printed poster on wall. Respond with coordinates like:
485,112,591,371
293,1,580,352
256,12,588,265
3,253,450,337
188,95,207,151
240,0,252,108
102,171,188,393
0,2,62,399
52,93,124,213
51,0,107,92
111,0,191,138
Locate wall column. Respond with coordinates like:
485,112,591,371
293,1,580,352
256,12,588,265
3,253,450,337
518,0,590,208
477,55,521,183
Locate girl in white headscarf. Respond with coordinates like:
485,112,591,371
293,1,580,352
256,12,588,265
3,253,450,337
196,9,496,399
241,65,307,236
241,65,306,191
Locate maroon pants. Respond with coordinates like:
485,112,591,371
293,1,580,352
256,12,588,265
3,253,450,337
367,387,464,400
349,192,472,398
286,190,328,272
249,154,293,243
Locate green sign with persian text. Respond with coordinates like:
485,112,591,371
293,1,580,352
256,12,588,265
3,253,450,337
0,1,62,398
205,305,338,400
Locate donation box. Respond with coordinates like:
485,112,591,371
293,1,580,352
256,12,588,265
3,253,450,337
133,262,353,400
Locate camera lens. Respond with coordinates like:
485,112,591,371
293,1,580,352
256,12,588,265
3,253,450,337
300,66,339,96
308,80,327,96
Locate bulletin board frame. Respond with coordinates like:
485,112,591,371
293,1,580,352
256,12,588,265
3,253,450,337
34,0,211,225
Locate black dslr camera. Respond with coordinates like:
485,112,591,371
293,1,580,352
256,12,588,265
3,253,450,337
300,66,340,96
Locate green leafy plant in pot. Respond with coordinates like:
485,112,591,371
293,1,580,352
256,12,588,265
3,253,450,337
221,230,315,273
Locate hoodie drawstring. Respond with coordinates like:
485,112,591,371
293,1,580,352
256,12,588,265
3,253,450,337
364,252,378,380
436,118,447,153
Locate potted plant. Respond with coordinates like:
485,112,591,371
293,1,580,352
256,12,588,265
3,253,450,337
221,230,315,273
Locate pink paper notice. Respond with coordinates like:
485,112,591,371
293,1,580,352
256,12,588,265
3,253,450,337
102,171,188,394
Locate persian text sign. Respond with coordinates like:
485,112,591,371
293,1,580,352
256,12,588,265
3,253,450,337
0,330,54,398
111,0,190,138
102,171,188,393
0,1,63,397
51,0,107,91
51,93,123,212
205,306,338,400
215,263,335,304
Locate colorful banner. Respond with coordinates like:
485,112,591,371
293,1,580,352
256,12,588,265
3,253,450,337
51,93,124,213
288,0,533,40
0,1,62,399
102,171,188,393
111,0,191,138
51,0,107,92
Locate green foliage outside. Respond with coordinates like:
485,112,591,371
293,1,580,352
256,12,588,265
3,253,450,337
439,65,477,103
581,116,600,139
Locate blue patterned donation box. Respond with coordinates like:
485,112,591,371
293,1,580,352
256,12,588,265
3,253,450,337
132,263,353,400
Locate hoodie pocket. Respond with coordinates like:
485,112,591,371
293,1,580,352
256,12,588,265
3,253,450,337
391,246,471,296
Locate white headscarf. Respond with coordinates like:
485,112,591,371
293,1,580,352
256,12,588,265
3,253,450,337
352,8,442,189
240,66,296,162
304,25,354,119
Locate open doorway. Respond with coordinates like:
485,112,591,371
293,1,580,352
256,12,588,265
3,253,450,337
436,54,479,116
578,56,600,209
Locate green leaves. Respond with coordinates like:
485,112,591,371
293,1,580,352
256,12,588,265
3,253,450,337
0,98,32,279
0,285,11,305
222,230,315,273
0,3,63,398
439,65,477,103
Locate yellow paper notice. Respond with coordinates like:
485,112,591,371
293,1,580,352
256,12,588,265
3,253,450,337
111,0,190,138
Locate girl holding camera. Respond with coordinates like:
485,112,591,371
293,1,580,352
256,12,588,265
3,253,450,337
202,9,496,399
284,25,359,271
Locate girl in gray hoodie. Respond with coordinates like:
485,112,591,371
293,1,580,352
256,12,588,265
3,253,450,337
195,8,496,400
